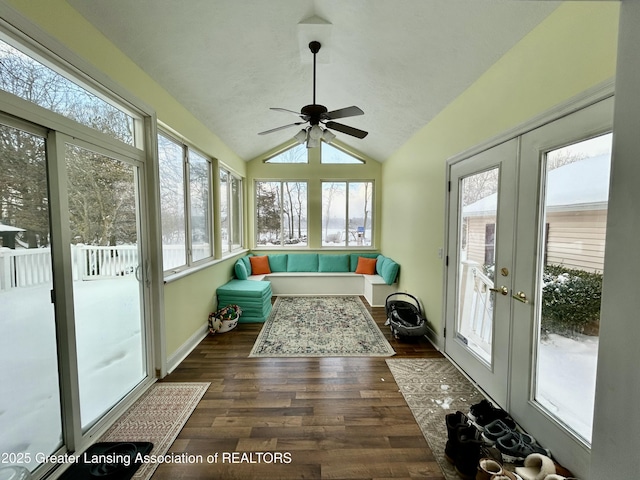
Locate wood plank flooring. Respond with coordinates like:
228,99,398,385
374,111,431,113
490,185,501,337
154,297,446,480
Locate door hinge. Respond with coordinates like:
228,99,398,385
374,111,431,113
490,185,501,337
448,181,451,192
443,327,447,337
445,256,449,267
50,289,55,304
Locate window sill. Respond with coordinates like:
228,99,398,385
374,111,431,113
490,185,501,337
163,249,249,284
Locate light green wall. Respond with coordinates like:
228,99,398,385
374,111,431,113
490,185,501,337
247,140,382,250
3,0,246,359
381,2,619,336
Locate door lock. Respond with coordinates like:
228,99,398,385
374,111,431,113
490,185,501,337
489,285,509,296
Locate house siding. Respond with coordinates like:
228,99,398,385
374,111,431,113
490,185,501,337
464,209,607,273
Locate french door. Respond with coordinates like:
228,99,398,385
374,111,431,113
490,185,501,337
445,96,613,478
444,138,518,409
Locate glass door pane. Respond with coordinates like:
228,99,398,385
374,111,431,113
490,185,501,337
457,168,499,366
0,122,63,471
535,133,611,443
65,143,146,430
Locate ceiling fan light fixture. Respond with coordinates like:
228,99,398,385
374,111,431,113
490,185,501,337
309,124,323,140
294,128,308,144
322,129,336,143
306,135,320,149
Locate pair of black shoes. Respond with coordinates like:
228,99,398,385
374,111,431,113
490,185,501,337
468,399,515,431
444,411,484,480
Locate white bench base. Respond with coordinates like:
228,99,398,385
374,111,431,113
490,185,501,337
248,272,396,307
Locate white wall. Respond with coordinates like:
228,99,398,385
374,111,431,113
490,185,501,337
591,1,640,478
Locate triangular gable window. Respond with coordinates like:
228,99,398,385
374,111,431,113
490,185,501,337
321,142,364,164
265,144,308,163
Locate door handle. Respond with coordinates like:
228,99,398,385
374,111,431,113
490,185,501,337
489,286,509,295
512,291,529,303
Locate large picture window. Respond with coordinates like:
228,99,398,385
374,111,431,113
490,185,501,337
219,167,243,254
322,181,373,247
158,132,213,272
255,181,308,247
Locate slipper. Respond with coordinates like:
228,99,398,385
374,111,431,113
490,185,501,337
514,453,556,480
492,473,523,480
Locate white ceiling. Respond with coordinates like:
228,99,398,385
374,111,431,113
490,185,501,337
67,0,561,162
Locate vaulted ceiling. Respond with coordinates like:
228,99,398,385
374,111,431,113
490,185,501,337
67,0,560,162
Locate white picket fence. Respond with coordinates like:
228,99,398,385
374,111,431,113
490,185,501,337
0,244,211,291
0,245,139,291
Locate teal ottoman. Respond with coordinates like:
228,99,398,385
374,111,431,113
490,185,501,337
217,279,273,323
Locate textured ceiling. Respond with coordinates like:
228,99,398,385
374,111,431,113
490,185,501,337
67,0,560,162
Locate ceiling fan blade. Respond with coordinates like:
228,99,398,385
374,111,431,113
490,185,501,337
270,107,303,116
325,121,368,139
258,122,306,135
324,106,364,120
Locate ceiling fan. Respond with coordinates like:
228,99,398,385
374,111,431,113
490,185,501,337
258,40,368,148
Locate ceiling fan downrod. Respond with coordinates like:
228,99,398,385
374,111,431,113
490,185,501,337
309,41,321,105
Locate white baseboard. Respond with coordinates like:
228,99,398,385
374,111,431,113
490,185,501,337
166,323,209,374
423,323,441,351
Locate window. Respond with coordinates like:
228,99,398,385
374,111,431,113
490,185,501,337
158,132,213,272
256,181,308,246
189,150,211,262
321,142,365,164
219,167,243,253
322,181,373,247
265,144,307,163
0,38,137,147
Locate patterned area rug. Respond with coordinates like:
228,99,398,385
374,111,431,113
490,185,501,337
99,382,209,480
249,296,396,357
386,358,485,480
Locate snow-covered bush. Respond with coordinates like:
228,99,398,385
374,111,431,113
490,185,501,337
541,265,602,337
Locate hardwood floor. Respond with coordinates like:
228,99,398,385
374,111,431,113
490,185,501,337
154,297,446,480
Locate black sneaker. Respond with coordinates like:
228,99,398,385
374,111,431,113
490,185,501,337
468,399,493,423
496,432,550,463
469,400,515,431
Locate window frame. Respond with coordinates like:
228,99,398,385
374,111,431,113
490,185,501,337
321,179,375,248
219,165,244,255
157,130,214,274
254,179,309,248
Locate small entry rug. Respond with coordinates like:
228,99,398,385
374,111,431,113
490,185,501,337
249,296,396,357
386,358,485,480
98,382,210,480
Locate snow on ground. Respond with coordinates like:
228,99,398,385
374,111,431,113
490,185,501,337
536,333,599,442
0,278,144,470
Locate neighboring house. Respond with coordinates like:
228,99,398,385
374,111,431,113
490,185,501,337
0,222,25,249
462,154,610,273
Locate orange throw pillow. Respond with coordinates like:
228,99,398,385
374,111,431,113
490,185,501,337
249,255,271,275
355,256,377,275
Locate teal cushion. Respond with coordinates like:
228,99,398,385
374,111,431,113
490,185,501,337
234,260,248,280
381,259,399,285
349,253,379,272
376,255,388,276
217,279,271,295
240,255,252,275
318,254,349,272
287,254,319,272
268,254,288,272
